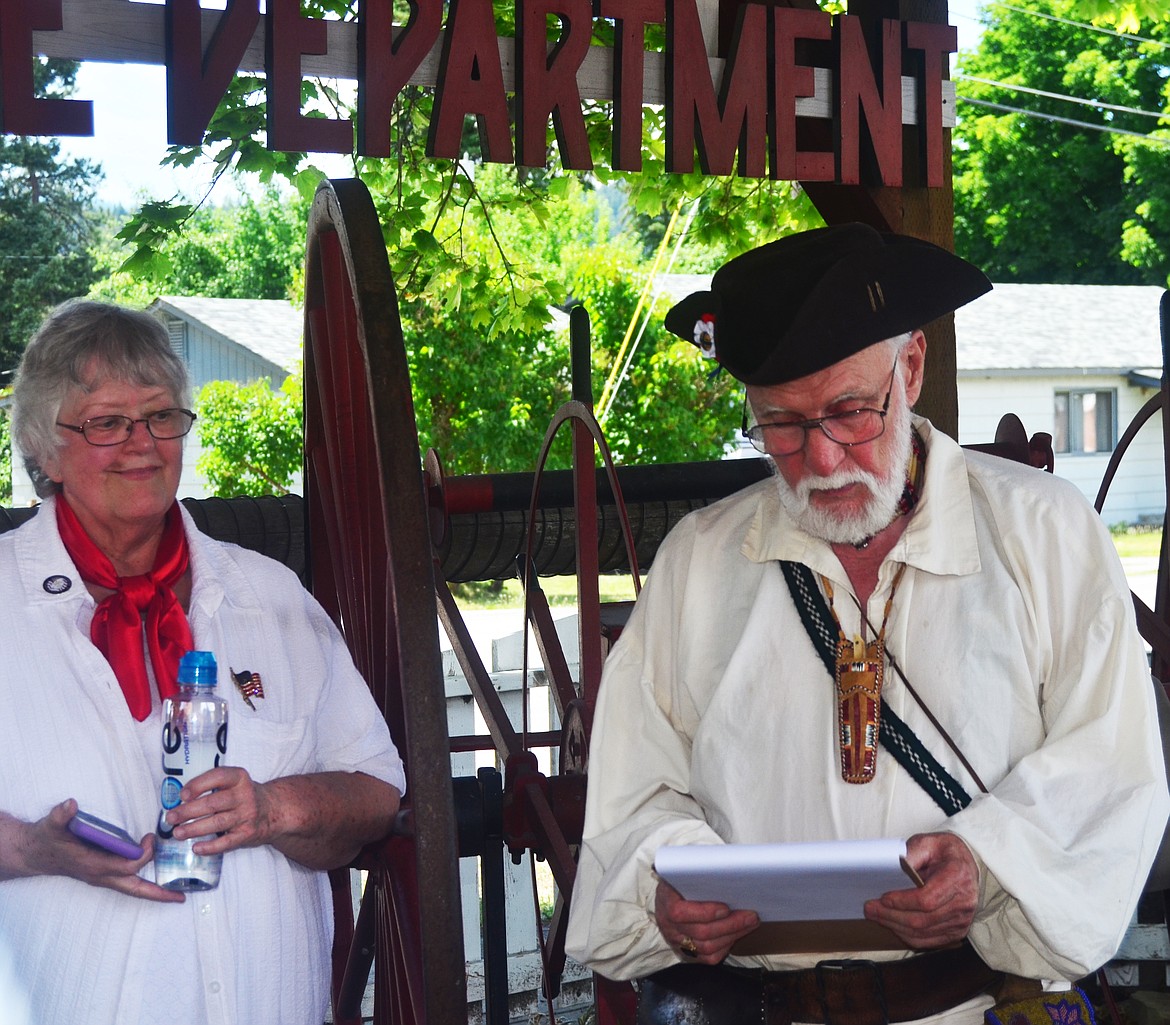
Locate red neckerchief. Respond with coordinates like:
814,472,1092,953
55,496,194,721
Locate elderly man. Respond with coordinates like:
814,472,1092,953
564,223,1169,1024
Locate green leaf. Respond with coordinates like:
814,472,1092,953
412,229,441,253
293,167,327,201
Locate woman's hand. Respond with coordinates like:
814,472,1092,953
654,879,760,964
166,767,277,854
0,800,184,903
167,767,400,871
863,831,980,948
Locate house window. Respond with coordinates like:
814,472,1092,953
166,319,188,361
1053,389,1116,454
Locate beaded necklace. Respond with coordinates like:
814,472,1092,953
852,429,926,549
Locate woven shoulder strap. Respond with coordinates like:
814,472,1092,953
779,560,971,817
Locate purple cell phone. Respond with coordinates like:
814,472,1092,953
68,810,144,860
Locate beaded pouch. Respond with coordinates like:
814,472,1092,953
835,637,884,783
984,986,1097,1025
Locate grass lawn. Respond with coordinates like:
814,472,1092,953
451,573,639,611
1112,528,1163,560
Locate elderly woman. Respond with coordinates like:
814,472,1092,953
0,299,405,1023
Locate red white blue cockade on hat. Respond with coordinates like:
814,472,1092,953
693,314,717,360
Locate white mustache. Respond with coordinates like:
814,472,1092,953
794,468,881,502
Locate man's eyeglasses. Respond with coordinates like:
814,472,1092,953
56,408,198,447
741,359,897,456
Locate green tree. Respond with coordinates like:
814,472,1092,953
196,373,304,497
557,212,736,465
0,60,102,379
1074,0,1170,33
953,1,1170,283
0,401,11,506
91,187,309,305
398,167,807,473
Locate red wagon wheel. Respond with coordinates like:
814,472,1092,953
302,177,464,1025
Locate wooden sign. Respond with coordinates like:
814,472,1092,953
8,0,958,186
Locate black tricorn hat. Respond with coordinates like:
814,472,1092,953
664,223,991,386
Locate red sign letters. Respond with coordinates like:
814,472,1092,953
2,0,958,186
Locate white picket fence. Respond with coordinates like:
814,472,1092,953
341,606,594,1024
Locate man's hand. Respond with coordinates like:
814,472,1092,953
863,832,979,948
0,800,184,903
654,879,759,964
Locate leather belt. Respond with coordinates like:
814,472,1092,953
637,943,1004,1025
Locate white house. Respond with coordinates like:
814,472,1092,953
152,295,302,392
659,275,1168,527
9,296,303,506
955,283,1166,527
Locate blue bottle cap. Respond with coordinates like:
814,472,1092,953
178,650,218,687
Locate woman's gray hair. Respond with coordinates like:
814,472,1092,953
12,299,192,498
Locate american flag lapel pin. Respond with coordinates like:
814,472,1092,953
230,667,265,710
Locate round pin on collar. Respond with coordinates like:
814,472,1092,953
43,574,72,594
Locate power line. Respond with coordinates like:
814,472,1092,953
987,1,1170,50
957,94,1170,144
953,5,1170,145
598,196,702,426
956,73,1170,121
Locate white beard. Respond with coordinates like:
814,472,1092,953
771,405,914,545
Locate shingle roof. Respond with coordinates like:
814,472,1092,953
955,283,1165,372
658,275,1167,374
151,297,303,373
655,274,711,305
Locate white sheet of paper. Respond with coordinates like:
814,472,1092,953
654,837,914,922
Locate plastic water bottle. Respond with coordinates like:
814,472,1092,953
154,650,229,891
